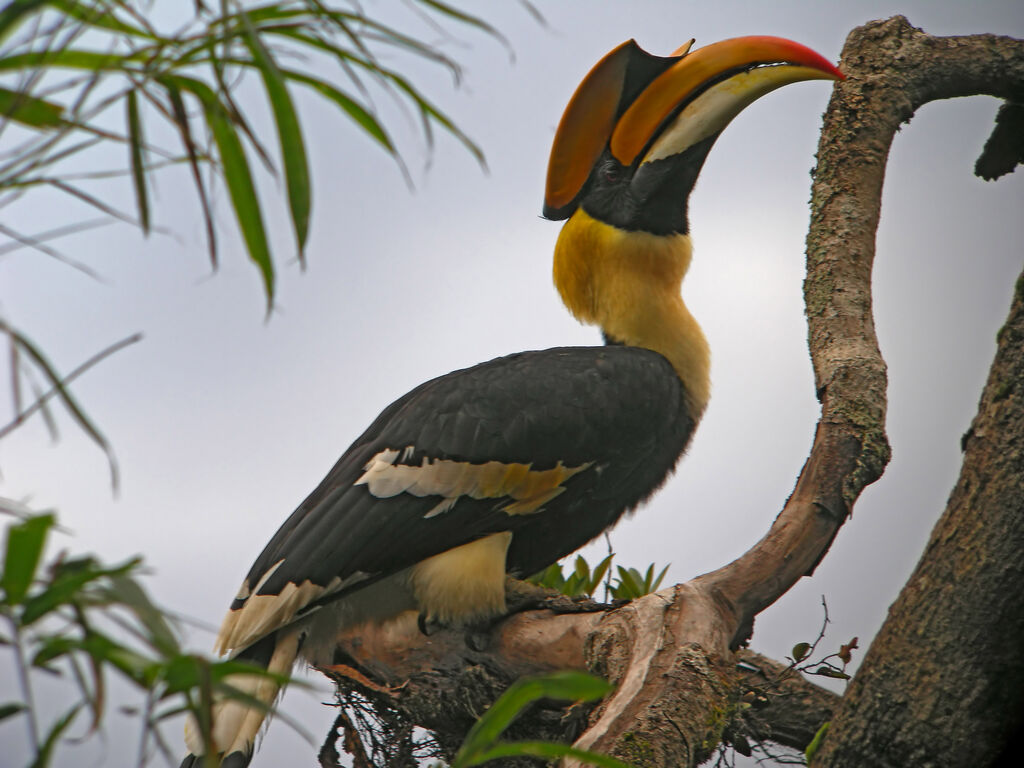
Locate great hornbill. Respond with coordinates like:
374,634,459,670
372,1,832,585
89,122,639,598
182,36,842,766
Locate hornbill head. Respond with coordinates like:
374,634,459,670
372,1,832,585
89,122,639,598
543,36,844,235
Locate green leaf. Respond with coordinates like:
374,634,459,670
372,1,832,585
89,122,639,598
158,654,290,697
0,702,25,721
573,555,590,581
455,672,612,765
2,513,54,605
81,630,159,688
47,0,160,40
165,75,274,309
31,635,76,669
28,704,81,768
240,17,310,259
0,49,132,74
0,86,64,127
611,566,646,600
649,563,669,592
588,554,614,593
20,555,139,626
125,89,149,235
163,81,218,268
805,720,829,763
282,69,393,152
102,573,179,655
792,642,811,662
0,0,49,48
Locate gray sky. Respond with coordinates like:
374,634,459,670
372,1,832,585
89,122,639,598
2,1,1023,765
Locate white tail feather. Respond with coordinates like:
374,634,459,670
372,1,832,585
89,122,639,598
183,628,302,760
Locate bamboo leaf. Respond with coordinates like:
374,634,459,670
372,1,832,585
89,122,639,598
0,0,49,48
102,573,179,655
125,89,149,234
162,82,218,268
28,705,81,768
21,555,139,626
0,702,25,721
0,49,133,73
240,16,310,259
456,671,612,763
166,75,274,308
47,0,160,40
1,513,54,605
278,67,393,153
0,87,64,128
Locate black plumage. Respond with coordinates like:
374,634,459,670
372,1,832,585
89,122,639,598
238,344,694,612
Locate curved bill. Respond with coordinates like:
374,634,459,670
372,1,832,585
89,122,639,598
610,36,843,167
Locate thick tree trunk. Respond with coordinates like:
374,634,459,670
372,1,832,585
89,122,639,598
814,266,1024,768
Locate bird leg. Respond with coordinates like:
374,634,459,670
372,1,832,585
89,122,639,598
503,576,624,616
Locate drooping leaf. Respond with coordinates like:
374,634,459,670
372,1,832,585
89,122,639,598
1,513,54,605
455,671,613,765
279,67,393,152
20,555,140,626
240,16,310,260
28,704,81,768
0,0,49,48
47,0,160,40
125,89,149,234
0,87,64,127
162,81,218,268
166,75,274,308
0,702,25,722
101,573,179,655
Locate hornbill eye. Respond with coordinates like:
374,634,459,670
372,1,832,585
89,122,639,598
602,161,623,183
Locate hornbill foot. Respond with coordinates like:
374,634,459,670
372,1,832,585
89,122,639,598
417,611,443,636
503,577,623,616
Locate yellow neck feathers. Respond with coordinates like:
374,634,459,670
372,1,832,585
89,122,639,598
553,208,710,418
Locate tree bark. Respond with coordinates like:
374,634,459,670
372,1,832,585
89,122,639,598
815,263,1024,768
802,17,1024,767
322,17,1024,768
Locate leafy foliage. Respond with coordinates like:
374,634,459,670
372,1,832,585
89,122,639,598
529,554,614,599
1,0,497,473
0,0,489,302
0,499,293,766
529,554,669,602
609,563,669,601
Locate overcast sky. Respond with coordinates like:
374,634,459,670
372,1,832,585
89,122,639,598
2,1,1023,766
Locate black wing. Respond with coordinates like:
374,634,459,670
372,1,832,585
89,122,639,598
218,345,695,652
